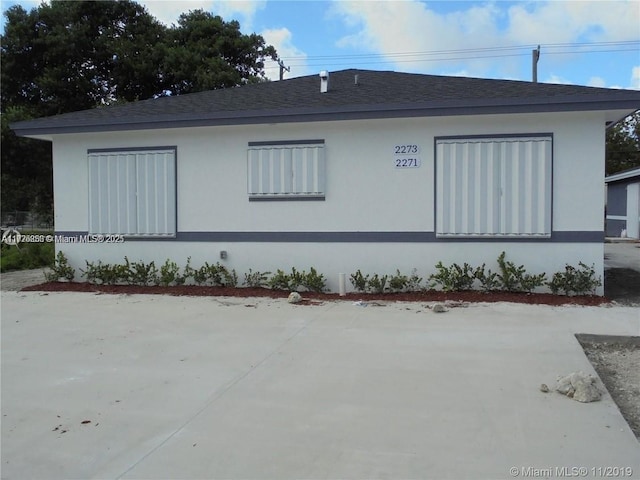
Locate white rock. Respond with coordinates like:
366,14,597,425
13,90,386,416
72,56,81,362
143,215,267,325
432,303,447,313
287,292,302,304
555,372,601,402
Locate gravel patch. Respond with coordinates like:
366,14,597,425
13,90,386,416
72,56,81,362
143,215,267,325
577,334,640,440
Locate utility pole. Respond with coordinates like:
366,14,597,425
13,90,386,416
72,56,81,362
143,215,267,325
278,59,290,81
532,45,541,83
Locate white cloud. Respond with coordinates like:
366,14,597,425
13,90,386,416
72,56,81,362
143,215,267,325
141,0,265,30
631,66,640,90
587,76,607,88
505,1,640,44
331,0,640,79
545,74,572,85
261,27,309,80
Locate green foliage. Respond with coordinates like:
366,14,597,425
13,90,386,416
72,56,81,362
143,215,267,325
1,2,278,219
159,259,183,286
44,251,75,282
243,269,271,288
388,269,408,292
267,269,291,291
350,269,369,292
548,262,602,296
300,267,326,293
81,260,128,285
606,112,640,175
367,273,388,294
192,261,237,287
474,263,500,292
495,251,546,293
428,261,476,291
0,236,54,272
125,257,158,286
406,269,424,292
265,267,326,292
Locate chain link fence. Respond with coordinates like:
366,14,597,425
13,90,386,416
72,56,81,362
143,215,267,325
1,211,53,230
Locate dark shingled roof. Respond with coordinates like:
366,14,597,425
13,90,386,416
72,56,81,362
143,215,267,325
11,68,640,136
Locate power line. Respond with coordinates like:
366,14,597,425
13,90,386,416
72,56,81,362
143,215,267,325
278,40,640,67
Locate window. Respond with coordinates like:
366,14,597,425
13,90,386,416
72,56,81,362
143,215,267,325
88,147,176,236
248,140,325,200
436,136,552,237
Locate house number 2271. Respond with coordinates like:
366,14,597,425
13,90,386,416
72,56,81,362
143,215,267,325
393,144,421,168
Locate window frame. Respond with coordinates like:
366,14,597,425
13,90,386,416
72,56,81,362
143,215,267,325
435,134,553,238
247,139,326,201
87,146,177,237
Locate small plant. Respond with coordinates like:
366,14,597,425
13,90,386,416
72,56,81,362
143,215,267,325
244,269,271,288
44,251,75,282
474,263,499,292
217,263,238,287
301,267,326,293
268,269,291,291
350,269,369,292
127,257,158,286
289,267,305,291
159,259,184,286
429,261,476,291
406,269,424,292
548,262,602,296
182,257,195,284
388,269,408,292
81,260,126,285
367,273,388,294
496,251,546,293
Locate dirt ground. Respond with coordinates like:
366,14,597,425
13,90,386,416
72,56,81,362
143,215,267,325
577,335,640,440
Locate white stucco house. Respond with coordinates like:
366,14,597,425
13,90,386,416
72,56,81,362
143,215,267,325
12,69,640,293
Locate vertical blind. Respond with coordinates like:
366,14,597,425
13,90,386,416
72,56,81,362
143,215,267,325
88,149,176,235
436,136,552,237
248,144,325,197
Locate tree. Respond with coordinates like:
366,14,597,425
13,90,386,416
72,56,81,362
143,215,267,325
162,10,277,95
1,1,278,219
606,111,640,175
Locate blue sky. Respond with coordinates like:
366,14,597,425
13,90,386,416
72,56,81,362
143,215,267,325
2,0,639,89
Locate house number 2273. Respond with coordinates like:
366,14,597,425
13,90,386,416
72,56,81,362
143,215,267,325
393,144,421,168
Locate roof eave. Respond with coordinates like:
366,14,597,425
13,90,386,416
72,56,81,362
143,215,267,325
11,97,640,137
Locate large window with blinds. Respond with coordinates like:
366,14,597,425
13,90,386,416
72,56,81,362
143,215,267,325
247,140,325,200
88,147,176,236
435,135,552,237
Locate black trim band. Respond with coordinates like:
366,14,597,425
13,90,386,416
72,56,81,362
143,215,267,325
54,230,604,243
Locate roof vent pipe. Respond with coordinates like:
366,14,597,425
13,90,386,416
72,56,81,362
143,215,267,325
320,70,330,93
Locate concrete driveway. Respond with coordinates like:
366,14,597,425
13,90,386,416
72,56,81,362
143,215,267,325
1,291,639,480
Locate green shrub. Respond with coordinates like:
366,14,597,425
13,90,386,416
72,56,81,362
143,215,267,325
406,269,424,292
244,269,271,288
126,257,158,286
267,269,291,291
496,251,546,293
474,263,499,292
81,260,127,285
388,269,409,292
367,273,388,294
429,261,476,291
301,267,326,293
159,259,184,286
44,251,75,282
548,262,601,296
350,269,369,292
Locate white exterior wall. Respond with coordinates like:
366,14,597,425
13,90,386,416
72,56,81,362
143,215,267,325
51,111,606,293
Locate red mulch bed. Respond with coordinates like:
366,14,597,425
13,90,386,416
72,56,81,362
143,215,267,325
21,281,610,306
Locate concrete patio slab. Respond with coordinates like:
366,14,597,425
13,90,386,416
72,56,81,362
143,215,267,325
2,291,639,480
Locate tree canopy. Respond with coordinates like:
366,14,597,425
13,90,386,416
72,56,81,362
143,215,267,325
1,0,277,218
605,111,640,175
